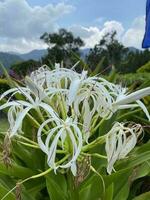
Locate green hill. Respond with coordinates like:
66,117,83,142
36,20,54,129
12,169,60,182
0,52,23,70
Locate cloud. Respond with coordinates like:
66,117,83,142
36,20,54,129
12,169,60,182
122,16,145,49
0,0,74,38
71,17,145,49
70,21,124,48
0,0,146,53
0,0,74,53
0,38,48,53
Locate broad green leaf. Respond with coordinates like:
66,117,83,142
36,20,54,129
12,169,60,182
0,183,15,200
79,175,104,200
104,168,132,198
105,183,114,200
0,162,35,178
132,192,150,200
23,177,46,198
46,172,68,200
114,182,129,200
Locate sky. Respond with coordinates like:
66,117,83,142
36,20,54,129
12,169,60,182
0,0,147,53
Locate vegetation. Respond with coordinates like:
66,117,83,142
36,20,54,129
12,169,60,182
0,28,150,200
40,28,84,66
11,59,40,77
137,61,150,73
86,31,128,72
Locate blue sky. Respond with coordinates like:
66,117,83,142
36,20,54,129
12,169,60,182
0,0,147,53
26,0,146,28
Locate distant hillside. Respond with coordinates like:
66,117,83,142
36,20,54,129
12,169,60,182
0,52,23,70
19,49,48,61
0,47,141,73
128,47,141,53
80,48,90,59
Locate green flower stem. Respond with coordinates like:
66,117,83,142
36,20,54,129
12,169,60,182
36,108,50,131
17,141,39,148
18,135,38,145
57,94,67,120
117,106,150,121
17,140,67,154
82,152,107,159
91,114,99,129
82,135,106,152
1,155,69,200
26,113,40,128
92,118,105,134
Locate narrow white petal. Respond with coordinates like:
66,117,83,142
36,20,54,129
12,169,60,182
68,79,81,105
136,100,150,121
114,87,150,105
10,106,33,137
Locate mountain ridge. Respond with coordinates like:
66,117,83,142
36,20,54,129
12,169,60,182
0,46,141,70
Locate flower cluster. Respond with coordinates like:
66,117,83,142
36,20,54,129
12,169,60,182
0,64,150,175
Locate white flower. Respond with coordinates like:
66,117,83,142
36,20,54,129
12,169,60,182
7,105,23,134
112,86,150,120
105,122,143,174
0,80,58,137
37,117,83,176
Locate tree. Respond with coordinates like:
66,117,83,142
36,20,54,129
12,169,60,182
121,49,150,73
40,28,84,66
86,31,128,73
11,59,40,77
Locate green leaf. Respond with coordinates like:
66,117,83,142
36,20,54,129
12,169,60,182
104,168,132,198
0,162,35,179
46,172,68,200
114,182,129,200
116,145,150,171
105,183,114,200
0,183,15,200
0,62,15,88
70,51,89,72
91,57,105,76
132,192,150,200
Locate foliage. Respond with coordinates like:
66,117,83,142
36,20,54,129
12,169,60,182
86,31,128,73
137,61,150,73
110,72,150,88
86,32,150,74
120,49,150,73
0,78,9,95
40,28,84,66
10,59,40,77
0,64,150,200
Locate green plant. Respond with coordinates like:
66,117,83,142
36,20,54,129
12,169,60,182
0,63,150,200
137,61,150,73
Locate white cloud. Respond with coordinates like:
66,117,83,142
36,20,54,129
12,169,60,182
71,17,145,49
70,21,124,48
122,16,145,49
0,0,74,53
0,0,146,53
0,0,74,38
0,38,48,53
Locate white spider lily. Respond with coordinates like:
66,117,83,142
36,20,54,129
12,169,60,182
105,122,143,174
37,117,83,176
0,80,58,137
112,87,150,120
30,65,49,87
7,105,23,134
